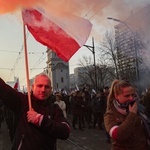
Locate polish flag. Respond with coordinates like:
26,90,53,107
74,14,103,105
22,5,92,62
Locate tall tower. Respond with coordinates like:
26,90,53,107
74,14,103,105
46,48,69,92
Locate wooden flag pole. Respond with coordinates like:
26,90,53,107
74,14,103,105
23,23,32,110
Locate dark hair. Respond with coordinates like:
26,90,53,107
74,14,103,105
55,92,62,99
99,89,104,93
104,86,109,89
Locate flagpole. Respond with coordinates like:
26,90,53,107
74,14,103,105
23,23,32,111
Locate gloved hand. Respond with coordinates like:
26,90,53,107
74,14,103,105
27,109,43,126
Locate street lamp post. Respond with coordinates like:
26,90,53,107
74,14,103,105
107,17,140,89
84,37,97,91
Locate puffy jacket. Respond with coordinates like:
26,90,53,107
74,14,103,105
0,78,70,150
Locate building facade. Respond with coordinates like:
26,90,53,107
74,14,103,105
114,5,150,92
45,48,69,92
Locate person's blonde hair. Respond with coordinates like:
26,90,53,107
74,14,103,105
107,79,133,110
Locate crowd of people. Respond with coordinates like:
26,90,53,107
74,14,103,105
46,84,112,143
0,74,150,150
69,86,108,131
0,77,112,148
50,80,150,149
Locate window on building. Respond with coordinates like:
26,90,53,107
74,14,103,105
57,83,58,88
61,77,64,83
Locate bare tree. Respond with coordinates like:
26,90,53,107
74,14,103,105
77,55,115,90
96,59,115,88
75,31,119,90
77,56,96,89
98,30,119,79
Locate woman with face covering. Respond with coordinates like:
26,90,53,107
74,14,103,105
104,79,149,150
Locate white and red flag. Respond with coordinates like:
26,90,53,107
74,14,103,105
13,77,20,91
22,5,92,62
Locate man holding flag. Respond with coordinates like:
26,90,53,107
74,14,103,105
0,1,93,149
0,73,70,150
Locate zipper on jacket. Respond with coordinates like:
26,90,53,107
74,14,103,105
17,135,24,150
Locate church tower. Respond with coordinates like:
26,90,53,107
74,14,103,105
46,48,69,92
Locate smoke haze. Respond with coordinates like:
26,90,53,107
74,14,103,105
1,0,150,85
0,0,149,31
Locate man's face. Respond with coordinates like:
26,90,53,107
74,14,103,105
32,75,52,100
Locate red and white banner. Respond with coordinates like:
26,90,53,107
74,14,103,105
22,4,92,61
13,77,20,91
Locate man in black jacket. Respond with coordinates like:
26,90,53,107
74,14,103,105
0,73,70,150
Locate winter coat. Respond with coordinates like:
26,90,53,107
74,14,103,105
72,96,83,116
54,100,67,118
0,78,70,150
104,101,149,150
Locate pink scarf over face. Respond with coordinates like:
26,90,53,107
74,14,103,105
113,100,128,115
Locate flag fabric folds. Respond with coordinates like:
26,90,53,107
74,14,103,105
22,7,92,62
